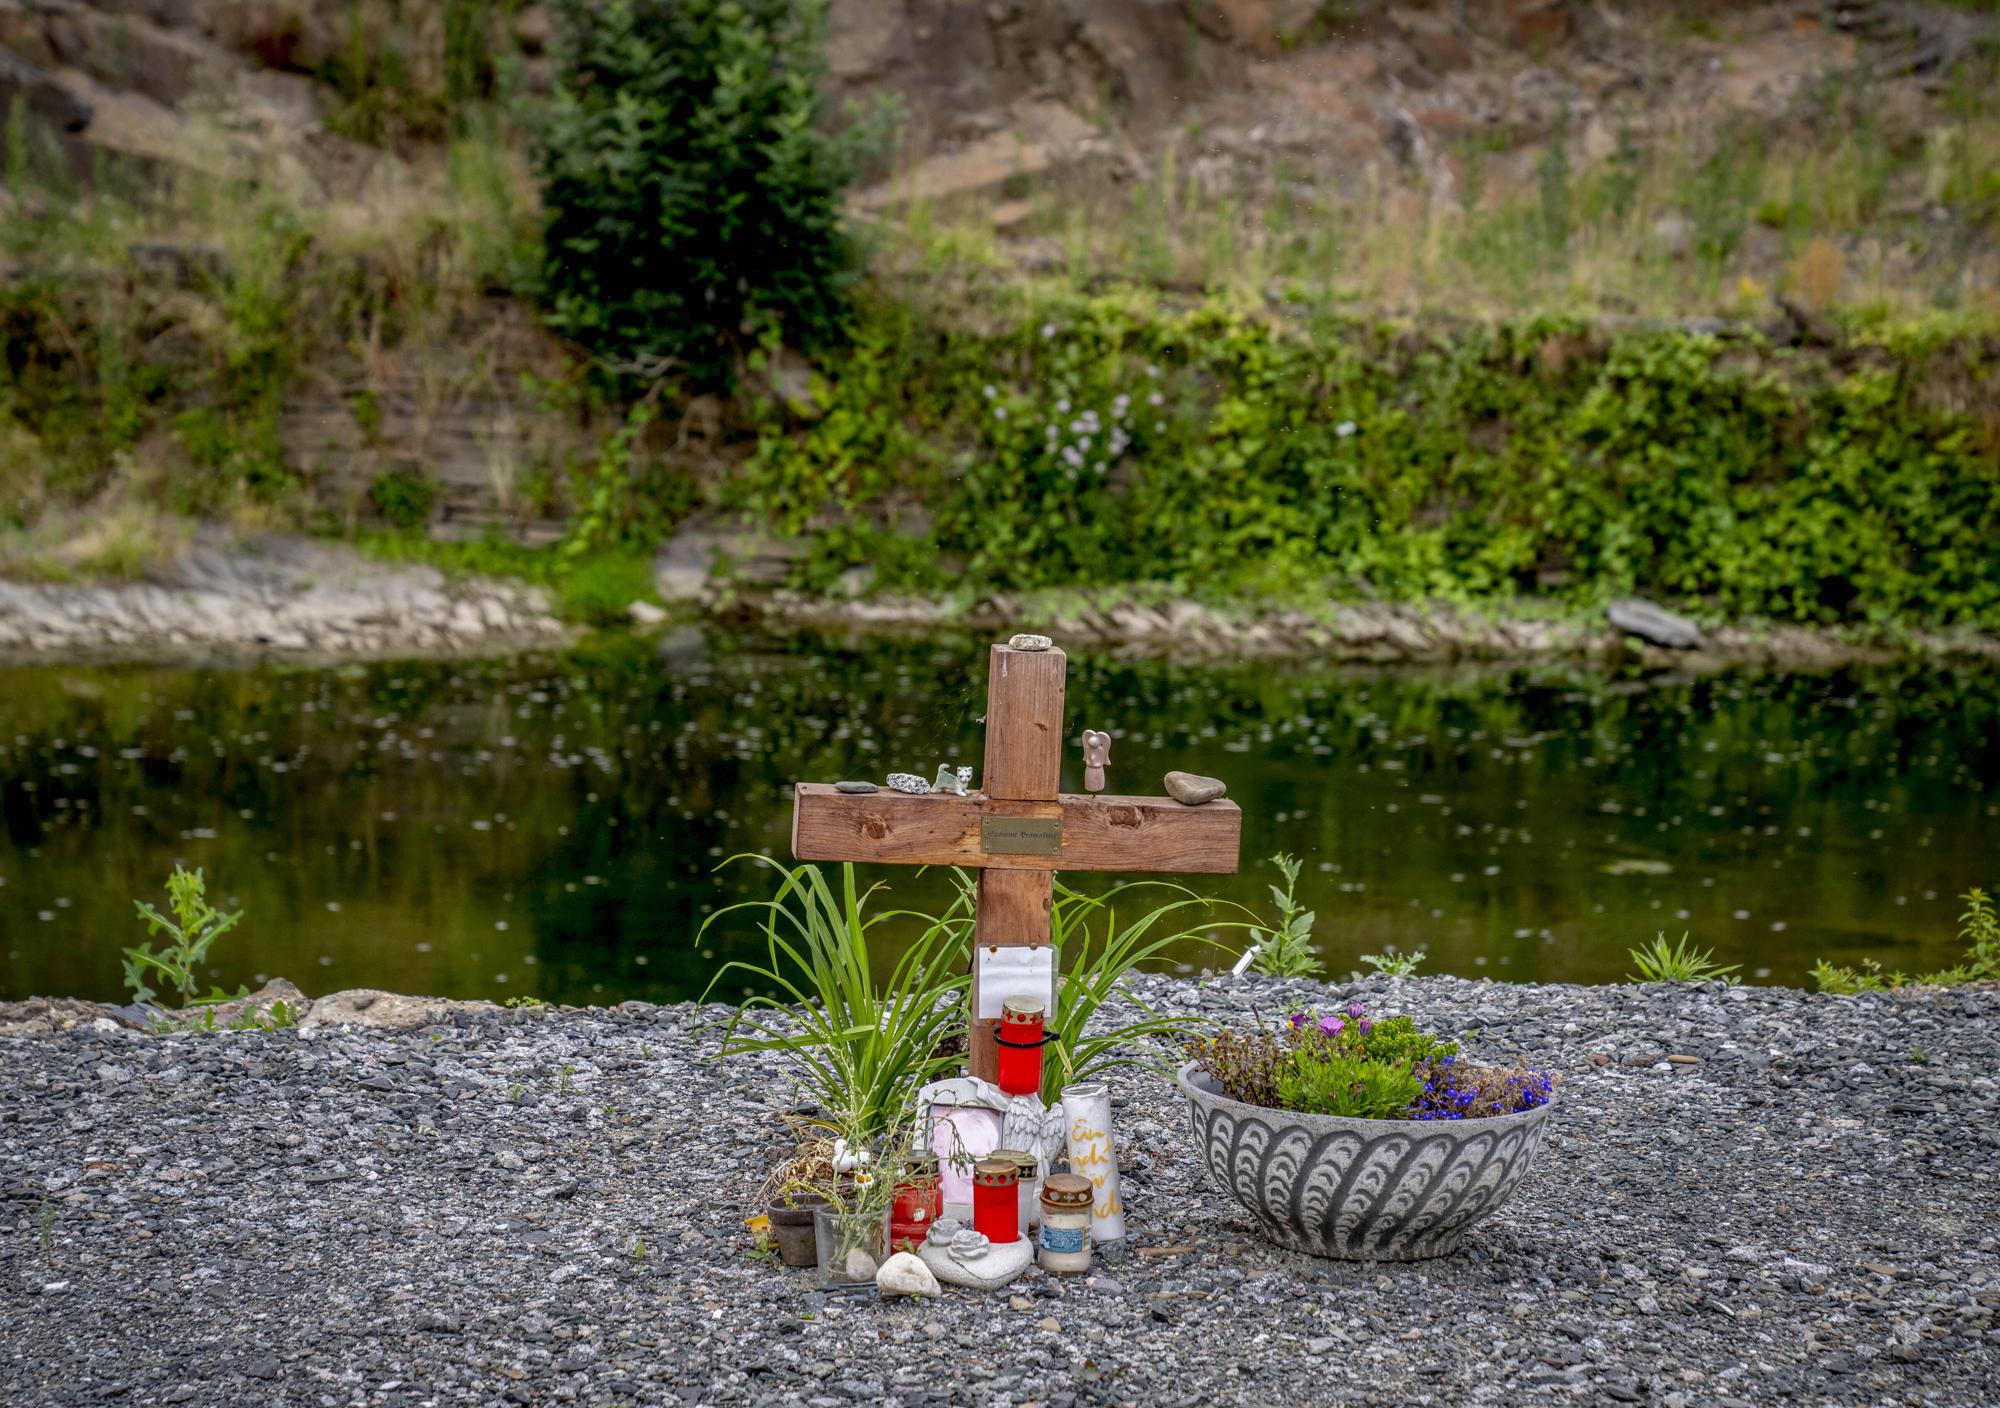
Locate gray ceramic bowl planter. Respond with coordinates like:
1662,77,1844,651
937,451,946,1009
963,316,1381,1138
1175,1062,1555,1260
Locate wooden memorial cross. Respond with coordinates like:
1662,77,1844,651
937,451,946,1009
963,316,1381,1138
791,639,1242,1083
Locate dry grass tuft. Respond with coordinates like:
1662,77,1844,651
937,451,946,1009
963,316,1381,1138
1791,236,1848,312
753,1119,840,1209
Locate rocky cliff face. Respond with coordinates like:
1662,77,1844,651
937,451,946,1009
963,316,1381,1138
9,2,1989,209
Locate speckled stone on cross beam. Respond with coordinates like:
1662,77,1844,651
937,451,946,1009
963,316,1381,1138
790,638,1242,1081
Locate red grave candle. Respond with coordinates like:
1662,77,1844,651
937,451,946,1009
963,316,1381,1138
889,1168,943,1252
971,1158,1021,1244
994,996,1046,1097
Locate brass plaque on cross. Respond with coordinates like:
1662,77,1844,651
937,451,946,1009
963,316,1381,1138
980,815,1062,855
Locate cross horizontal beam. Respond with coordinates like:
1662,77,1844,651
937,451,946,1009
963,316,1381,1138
791,784,1242,875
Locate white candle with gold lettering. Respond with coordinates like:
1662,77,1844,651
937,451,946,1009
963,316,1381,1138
1060,1081,1124,1243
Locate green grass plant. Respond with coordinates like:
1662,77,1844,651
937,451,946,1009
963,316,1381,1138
698,858,974,1144
1626,931,1740,984
1042,878,1238,1102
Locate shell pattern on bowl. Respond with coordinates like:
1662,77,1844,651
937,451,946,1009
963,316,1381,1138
1176,1062,1554,1260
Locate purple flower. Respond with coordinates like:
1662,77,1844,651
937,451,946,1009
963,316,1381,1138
1289,1012,1308,1030
1346,1001,1365,1020
1358,1018,1373,1034
1317,1015,1346,1037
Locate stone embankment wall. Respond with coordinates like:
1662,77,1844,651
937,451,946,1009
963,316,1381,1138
0,532,569,661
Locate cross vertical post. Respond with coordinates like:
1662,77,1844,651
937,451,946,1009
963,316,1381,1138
967,643,1066,1082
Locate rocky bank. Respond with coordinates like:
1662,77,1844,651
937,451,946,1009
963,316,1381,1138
1,972,1995,1406
0,531,571,662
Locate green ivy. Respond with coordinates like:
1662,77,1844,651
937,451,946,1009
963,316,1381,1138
731,291,2000,629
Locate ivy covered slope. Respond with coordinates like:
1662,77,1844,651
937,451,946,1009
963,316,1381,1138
740,290,2000,633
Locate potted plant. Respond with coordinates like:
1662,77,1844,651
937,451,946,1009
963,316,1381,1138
754,1126,838,1268
1176,1001,1555,1260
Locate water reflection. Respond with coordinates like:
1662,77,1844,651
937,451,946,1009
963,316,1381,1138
1,630,1994,1003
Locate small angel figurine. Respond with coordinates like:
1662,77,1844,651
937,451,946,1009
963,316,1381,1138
1081,730,1110,793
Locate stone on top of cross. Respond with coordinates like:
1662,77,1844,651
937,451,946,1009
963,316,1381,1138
790,636,1242,1081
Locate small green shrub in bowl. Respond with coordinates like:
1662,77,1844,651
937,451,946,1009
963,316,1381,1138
1177,1003,1555,1260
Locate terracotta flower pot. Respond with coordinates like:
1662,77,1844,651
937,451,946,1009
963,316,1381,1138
1175,1061,1554,1261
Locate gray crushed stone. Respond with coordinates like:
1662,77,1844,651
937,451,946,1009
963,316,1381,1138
2,973,1996,1407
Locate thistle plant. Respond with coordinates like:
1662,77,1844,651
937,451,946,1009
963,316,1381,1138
1354,947,1426,979
126,865,243,1007
1247,853,1325,979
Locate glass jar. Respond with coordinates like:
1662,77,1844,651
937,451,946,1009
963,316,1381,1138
1038,1173,1093,1273
812,1207,889,1293
971,1158,1021,1244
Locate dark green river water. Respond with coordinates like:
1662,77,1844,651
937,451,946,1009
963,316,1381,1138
2,630,1994,1004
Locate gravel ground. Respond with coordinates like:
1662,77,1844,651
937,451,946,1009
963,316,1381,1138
2,973,1996,1408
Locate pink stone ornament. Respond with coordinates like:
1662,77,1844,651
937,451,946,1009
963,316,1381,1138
1081,730,1110,794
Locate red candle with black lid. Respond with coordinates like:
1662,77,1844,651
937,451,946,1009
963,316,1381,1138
971,1158,1021,1244
994,996,1047,1097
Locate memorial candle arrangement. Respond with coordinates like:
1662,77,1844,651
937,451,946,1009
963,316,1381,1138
768,631,1247,1297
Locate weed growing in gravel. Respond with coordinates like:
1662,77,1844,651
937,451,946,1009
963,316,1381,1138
1814,888,1999,993
1810,957,1909,994
1627,932,1740,984
1353,947,1426,979
167,997,298,1033
126,866,244,1007
1245,853,1325,980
